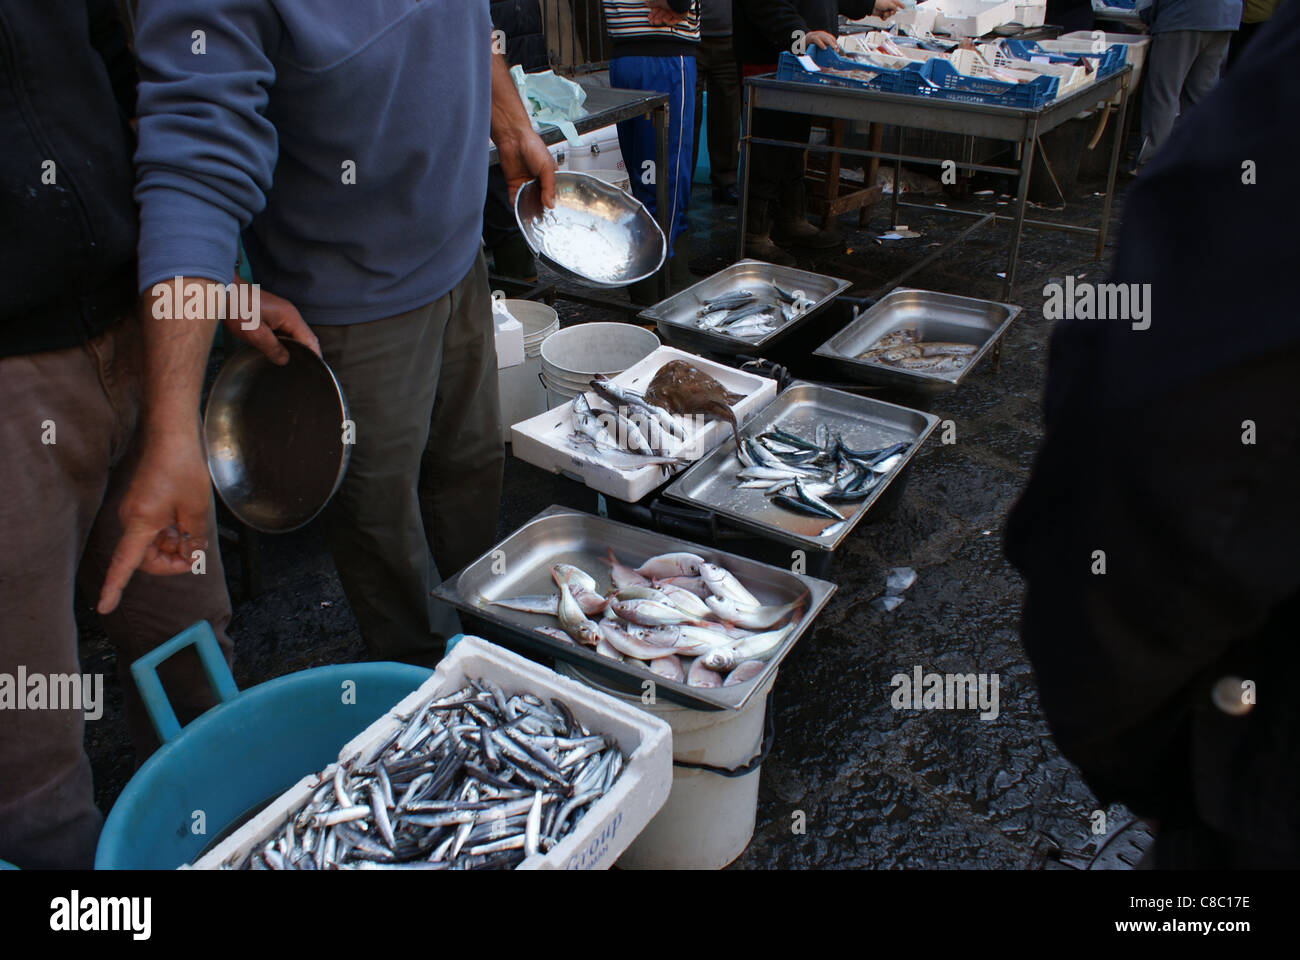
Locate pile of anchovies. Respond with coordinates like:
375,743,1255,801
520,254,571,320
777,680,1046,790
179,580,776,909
232,679,624,870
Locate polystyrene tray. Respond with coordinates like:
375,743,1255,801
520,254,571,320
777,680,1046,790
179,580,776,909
510,346,777,502
189,637,673,871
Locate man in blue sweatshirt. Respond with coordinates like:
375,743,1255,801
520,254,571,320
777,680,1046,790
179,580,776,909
99,1,556,668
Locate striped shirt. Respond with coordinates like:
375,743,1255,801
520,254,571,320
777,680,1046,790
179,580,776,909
603,1,701,46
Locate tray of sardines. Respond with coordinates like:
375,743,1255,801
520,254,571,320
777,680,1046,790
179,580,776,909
638,259,851,354
813,288,1020,394
434,505,836,711
511,346,777,503
663,382,939,551
191,637,672,871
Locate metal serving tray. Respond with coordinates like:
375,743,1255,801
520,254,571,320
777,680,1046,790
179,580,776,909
813,288,1020,394
663,382,939,551
433,505,836,711
639,260,851,354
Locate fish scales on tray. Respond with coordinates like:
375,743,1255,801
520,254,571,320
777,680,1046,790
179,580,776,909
230,680,626,871
491,551,802,692
856,327,976,373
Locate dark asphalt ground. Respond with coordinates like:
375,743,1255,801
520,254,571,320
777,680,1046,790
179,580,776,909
76,134,1142,869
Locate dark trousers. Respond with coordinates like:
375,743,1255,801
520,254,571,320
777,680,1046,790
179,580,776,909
740,63,809,209
313,253,504,668
692,36,741,190
0,313,233,869
483,166,519,251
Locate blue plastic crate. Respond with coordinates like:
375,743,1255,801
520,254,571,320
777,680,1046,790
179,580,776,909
1003,38,1127,79
912,58,1058,109
1098,0,1137,8
775,48,927,96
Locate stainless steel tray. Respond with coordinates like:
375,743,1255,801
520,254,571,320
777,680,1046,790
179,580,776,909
638,259,851,354
433,505,835,711
663,382,939,551
813,288,1020,394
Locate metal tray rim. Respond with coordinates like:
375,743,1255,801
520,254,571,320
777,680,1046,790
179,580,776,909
662,382,941,551
812,287,1021,386
638,259,852,352
433,504,837,711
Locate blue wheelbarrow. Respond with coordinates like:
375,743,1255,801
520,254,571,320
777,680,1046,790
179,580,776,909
96,621,435,869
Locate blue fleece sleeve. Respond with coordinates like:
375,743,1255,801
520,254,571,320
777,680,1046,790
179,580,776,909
132,0,279,292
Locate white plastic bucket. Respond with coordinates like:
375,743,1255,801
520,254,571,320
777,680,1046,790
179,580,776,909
497,300,559,443
563,124,625,174
559,662,776,870
588,168,631,194
539,322,659,410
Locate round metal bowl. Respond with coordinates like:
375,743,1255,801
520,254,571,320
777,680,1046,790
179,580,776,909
514,171,666,288
203,341,350,533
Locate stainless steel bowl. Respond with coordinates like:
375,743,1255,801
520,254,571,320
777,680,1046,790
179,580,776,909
203,341,351,533
514,172,666,287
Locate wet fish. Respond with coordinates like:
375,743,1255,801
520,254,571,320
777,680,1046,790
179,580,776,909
701,621,797,672
589,375,686,442
231,680,624,871
699,561,762,607
557,584,602,647
686,655,723,688
704,592,806,630
643,359,745,449
724,660,767,686
490,595,559,616
602,548,649,589
648,654,685,683
636,551,705,579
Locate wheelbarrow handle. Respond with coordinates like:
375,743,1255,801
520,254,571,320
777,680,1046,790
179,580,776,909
129,620,240,744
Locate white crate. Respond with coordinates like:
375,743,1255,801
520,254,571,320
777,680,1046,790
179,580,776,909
511,345,777,503
929,0,1018,37
190,637,673,871
1012,0,1046,25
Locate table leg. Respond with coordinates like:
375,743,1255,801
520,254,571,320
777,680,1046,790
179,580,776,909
1097,76,1130,260
653,102,670,300
1004,118,1039,302
738,82,754,261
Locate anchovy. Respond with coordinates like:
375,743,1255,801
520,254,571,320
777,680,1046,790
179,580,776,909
589,375,686,442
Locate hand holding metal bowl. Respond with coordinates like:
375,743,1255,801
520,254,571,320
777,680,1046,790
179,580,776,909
203,340,351,532
514,171,666,288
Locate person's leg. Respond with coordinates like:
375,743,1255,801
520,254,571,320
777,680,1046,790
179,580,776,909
418,252,504,582
76,313,233,760
706,37,741,193
1139,30,1203,166
1180,31,1231,114
313,300,456,667
0,330,121,868
692,49,707,195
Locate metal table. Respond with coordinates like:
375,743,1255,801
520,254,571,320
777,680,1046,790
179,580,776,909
737,66,1132,301
492,83,672,304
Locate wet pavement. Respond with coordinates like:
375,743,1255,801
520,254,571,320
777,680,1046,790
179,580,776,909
76,158,1140,869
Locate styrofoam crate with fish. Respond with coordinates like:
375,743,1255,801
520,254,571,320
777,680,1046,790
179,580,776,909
510,345,777,502
189,636,672,871
665,383,940,551
435,506,836,711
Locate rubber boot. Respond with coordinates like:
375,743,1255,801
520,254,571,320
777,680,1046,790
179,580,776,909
743,197,797,267
772,179,841,250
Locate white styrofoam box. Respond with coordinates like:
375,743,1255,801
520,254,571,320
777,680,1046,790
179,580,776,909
890,3,940,36
976,42,1096,95
190,636,673,871
494,309,525,370
511,345,778,503
563,124,625,175
1058,30,1149,87
1012,1,1046,25
930,0,1017,37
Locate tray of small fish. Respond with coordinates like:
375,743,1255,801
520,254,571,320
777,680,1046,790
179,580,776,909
510,346,777,503
433,505,836,711
663,382,940,551
813,288,1020,394
191,637,672,871
639,260,851,354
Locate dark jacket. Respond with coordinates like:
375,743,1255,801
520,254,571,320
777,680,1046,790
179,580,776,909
491,0,548,71
1005,4,1300,861
734,0,872,66
0,0,138,359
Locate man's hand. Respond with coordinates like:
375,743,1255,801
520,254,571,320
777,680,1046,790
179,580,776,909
490,53,556,207
223,277,320,365
646,1,686,25
806,30,839,51
873,0,906,16
98,426,211,614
